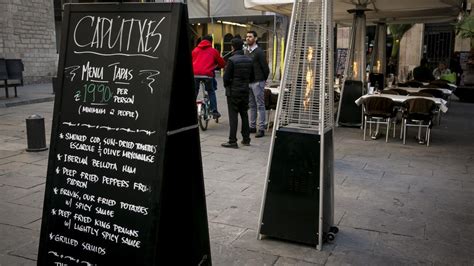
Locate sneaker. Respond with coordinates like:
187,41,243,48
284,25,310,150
212,111,221,119
249,128,257,133
255,130,265,138
241,140,251,146
221,142,238,148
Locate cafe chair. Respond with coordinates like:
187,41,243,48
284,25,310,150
390,88,409,95
405,80,424,87
402,98,436,146
264,88,278,131
419,88,444,99
381,89,399,95
362,96,397,142
408,92,433,97
430,79,451,90
420,89,445,125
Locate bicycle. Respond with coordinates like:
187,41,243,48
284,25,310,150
195,76,219,131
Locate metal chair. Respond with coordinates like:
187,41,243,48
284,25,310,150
264,88,278,131
362,96,397,142
0,59,8,98
419,88,444,99
419,89,444,125
402,98,436,146
390,88,409,95
5,59,24,98
405,80,424,87
429,79,451,90
381,89,399,95
408,92,433,97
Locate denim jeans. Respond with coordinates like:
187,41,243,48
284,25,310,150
249,81,266,130
195,77,218,113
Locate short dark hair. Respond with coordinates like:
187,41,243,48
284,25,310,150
247,31,257,38
202,34,213,43
420,58,428,66
231,38,244,51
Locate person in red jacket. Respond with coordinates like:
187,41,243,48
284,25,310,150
192,35,226,118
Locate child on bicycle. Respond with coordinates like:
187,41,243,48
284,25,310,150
192,35,226,118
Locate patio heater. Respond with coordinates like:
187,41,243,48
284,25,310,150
336,1,372,127
369,21,387,89
257,0,338,250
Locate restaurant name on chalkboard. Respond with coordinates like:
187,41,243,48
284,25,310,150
73,15,165,57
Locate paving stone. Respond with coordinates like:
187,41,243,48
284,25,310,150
334,185,362,200
0,173,45,189
0,185,39,202
365,162,433,176
6,152,48,164
23,218,42,232
334,159,366,172
0,202,42,227
374,233,473,265
0,141,26,152
209,222,246,246
211,205,260,230
331,226,378,253
30,158,48,167
0,159,14,166
11,190,44,209
0,162,27,175
8,238,38,261
0,254,36,266
206,193,257,221
6,163,47,178
205,179,254,198
335,168,384,181
274,256,321,266
325,250,432,266
232,230,333,265
204,169,247,182
0,224,37,253
339,204,426,238
372,234,433,261
211,243,278,266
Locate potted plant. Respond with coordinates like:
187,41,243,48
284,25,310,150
454,14,474,102
455,13,474,52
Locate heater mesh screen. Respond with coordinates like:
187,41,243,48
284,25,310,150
278,0,334,132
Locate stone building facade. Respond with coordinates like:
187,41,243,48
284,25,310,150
0,0,58,84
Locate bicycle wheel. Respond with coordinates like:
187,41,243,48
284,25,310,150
198,103,209,131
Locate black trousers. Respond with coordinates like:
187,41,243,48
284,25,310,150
226,96,250,143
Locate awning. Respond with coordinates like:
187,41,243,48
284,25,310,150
244,0,464,25
188,0,263,20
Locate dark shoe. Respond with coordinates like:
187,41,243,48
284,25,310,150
249,128,257,133
241,140,251,146
221,142,238,148
255,130,265,138
212,111,221,119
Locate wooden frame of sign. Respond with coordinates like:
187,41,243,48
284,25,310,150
37,3,211,265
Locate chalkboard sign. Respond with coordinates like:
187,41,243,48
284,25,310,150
38,3,211,265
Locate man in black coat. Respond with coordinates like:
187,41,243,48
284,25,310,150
413,58,434,82
221,38,254,148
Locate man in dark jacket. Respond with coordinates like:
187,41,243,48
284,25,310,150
245,31,270,138
221,38,254,148
413,58,434,82
192,35,226,118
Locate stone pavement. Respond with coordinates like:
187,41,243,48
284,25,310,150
0,83,54,108
0,81,474,265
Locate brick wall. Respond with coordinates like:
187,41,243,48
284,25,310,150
0,0,58,84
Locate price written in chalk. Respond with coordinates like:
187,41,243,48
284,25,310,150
75,83,113,103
